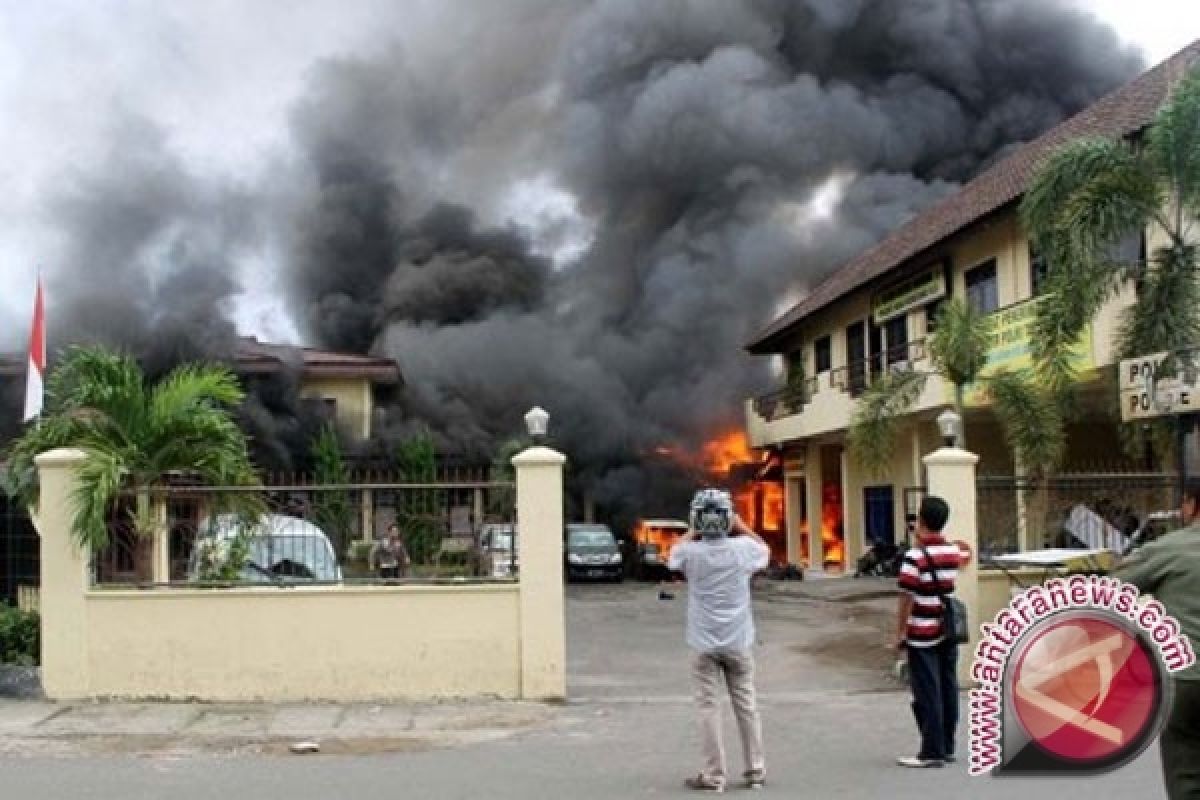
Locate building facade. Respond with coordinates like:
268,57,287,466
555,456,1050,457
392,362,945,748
744,41,1200,573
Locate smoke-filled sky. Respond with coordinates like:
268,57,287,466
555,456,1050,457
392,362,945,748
0,1,1194,513
0,1,1191,340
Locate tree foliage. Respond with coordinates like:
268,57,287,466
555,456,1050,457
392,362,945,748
929,299,992,396
488,436,524,519
310,422,355,553
1022,66,1200,393
395,429,444,564
849,299,1061,478
848,369,928,478
2,345,260,550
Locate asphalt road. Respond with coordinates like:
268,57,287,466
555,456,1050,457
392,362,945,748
0,580,1168,799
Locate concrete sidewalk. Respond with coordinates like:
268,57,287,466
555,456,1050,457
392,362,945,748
0,699,560,757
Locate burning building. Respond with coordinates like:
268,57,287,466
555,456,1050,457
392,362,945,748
0,1,1146,544
701,432,787,565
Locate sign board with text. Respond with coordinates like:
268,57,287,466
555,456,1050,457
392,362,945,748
872,266,946,324
1119,352,1200,420
958,296,1093,407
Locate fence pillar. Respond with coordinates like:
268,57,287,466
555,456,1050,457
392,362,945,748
31,448,91,699
512,445,566,701
361,489,375,540
923,445,980,686
152,497,169,584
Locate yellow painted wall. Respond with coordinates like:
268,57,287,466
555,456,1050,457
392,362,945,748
35,446,569,704
84,586,520,701
301,377,373,440
748,207,1141,452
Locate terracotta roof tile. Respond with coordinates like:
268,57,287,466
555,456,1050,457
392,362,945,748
747,39,1200,354
0,339,402,385
234,337,402,384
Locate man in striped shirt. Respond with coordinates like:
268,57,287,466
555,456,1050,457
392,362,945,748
892,495,961,768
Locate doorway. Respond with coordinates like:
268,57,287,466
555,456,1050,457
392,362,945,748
863,486,896,547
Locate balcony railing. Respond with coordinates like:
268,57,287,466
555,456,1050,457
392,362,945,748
753,376,818,421
753,338,929,419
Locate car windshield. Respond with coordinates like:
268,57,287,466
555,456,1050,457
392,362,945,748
568,529,614,548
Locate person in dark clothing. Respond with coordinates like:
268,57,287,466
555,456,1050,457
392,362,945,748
892,496,961,768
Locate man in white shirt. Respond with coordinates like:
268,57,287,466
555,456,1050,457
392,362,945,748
668,489,770,792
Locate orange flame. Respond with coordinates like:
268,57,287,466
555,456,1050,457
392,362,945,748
698,431,787,564
633,519,688,557
821,482,845,568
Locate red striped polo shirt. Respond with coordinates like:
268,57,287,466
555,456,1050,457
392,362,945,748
897,536,960,647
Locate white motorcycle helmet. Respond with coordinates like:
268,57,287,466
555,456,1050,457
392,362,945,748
690,488,734,538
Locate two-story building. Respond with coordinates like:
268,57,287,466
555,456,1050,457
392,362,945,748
745,40,1200,573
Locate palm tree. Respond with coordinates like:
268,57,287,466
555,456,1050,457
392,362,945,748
2,345,260,551
1022,66,1200,398
849,298,1064,477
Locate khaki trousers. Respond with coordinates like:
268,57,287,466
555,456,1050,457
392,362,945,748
692,650,765,783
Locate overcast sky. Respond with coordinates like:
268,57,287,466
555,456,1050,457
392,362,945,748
1,0,1197,349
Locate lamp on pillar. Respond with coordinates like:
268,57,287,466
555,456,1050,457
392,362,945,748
525,406,550,441
937,408,962,448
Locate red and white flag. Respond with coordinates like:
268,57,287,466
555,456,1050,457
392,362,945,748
23,276,45,422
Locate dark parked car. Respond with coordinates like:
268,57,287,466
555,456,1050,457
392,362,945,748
564,523,623,582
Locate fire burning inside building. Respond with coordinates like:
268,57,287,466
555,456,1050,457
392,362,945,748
0,1,1141,585
702,432,787,565
696,432,847,571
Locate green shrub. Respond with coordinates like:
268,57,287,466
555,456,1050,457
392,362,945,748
0,605,39,666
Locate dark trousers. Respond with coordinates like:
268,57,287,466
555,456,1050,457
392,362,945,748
907,640,959,761
1162,679,1200,800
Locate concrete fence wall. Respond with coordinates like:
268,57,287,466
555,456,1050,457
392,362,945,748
31,446,566,703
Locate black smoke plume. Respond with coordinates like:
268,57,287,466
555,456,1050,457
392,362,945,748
3,1,1145,530
283,0,1142,526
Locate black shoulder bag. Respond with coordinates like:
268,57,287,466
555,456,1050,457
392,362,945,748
919,546,969,645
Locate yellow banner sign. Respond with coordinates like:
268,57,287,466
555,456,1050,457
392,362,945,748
958,296,1093,407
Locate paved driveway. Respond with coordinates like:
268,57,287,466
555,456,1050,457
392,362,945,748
0,579,1167,798
567,578,900,701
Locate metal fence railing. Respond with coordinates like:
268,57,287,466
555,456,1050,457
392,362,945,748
976,472,1176,558
91,479,517,589
0,493,38,608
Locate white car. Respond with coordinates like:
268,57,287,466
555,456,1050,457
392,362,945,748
188,513,343,583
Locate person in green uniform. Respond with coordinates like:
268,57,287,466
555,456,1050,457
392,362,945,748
1115,480,1200,800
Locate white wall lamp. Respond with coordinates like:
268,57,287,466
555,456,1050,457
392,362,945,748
524,406,550,440
937,408,962,448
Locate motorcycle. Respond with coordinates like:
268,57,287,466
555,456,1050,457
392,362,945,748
854,541,903,577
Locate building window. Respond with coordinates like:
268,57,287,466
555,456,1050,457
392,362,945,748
869,322,884,380
884,315,908,365
1106,229,1146,268
925,298,944,333
1030,245,1049,297
321,397,338,421
814,335,832,373
846,321,867,396
965,259,999,314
